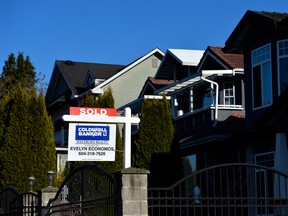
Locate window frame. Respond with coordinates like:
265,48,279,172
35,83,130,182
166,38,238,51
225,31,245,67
277,39,288,95
251,43,273,110
255,151,275,167
223,81,235,106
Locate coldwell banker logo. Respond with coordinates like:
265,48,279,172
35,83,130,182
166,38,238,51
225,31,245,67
76,125,110,141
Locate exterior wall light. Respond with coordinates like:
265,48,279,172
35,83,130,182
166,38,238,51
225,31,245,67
48,170,54,187
28,176,35,192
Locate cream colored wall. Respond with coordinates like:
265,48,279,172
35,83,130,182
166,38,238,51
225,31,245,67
103,55,161,109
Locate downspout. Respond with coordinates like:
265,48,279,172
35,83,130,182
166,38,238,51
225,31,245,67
200,77,219,127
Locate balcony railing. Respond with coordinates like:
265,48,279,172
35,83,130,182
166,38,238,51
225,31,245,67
174,105,244,140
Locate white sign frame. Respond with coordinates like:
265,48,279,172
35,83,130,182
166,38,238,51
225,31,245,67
68,123,116,161
62,107,140,168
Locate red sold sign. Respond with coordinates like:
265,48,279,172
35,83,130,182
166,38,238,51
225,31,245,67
70,107,117,116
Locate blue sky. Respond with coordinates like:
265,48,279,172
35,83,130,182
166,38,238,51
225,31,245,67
1,1,288,84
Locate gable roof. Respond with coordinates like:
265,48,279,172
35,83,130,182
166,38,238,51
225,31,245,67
156,46,244,95
168,49,205,66
57,60,125,95
45,60,125,106
91,48,164,94
224,10,288,52
155,49,205,80
197,46,243,70
256,11,288,22
138,77,174,98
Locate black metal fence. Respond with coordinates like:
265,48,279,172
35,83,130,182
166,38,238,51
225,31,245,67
46,164,114,216
0,186,19,215
0,186,41,215
148,163,288,216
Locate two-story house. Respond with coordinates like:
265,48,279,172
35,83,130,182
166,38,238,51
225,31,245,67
45,48,164,174
224,10,288,174
45,60,125,173
155,46,245,173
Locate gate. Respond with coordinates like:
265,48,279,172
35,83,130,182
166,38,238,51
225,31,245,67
0,186,19,215
46,164,114,216
0,186,41,215
148,163,288,216
10,191,41,215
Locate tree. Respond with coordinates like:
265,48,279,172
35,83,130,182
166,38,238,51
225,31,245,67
70,87,123,174
133,96,174,169
133,96,181,186
0,53,56,191
1,53,36,95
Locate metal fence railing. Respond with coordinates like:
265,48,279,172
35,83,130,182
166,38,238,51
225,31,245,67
46,164,114,216
148,163,288,216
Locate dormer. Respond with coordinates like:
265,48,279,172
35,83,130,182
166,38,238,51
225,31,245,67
155,49,204,81
85,72,95,87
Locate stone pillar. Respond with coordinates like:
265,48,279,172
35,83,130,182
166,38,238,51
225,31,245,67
40,186,58,215
114,167,150,216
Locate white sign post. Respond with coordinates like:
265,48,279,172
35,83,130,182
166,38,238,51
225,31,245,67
62,107,140,168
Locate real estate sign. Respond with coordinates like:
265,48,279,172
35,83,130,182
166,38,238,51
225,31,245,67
70,107,117,116
68,123,116,161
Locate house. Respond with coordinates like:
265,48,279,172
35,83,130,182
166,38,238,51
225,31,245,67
45,48,164,174
118,77,174,116
154,46,245,172
91,48,164,109
45,60,125,173
224,10,288,173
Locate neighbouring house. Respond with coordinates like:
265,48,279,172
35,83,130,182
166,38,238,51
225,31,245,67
91,48,164,109
118,76,175,149
45,60,125,173
224,10,288,174
118,77,174,115
45,48,164,174
154,46,245,173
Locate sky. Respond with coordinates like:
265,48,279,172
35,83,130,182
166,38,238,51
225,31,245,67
1,0,288,85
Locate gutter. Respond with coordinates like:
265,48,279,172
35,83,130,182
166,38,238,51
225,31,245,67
200,68,244,127
200,77,219,127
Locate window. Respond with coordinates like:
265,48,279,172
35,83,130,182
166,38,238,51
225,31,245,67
182,154,197,177
223,82,235,105
255,152,274,215
182,154,197,196
255,152,274,167
202,86,216,108
278,40,288,94
176,90,190,115
252,44,272,109
86,74,94,87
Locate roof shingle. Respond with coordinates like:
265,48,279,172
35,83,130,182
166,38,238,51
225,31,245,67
207,46,244,69
57,60,125,95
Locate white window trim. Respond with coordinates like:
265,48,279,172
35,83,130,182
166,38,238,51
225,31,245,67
277,39,288,95
251,43,273,110
223,81,235,106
